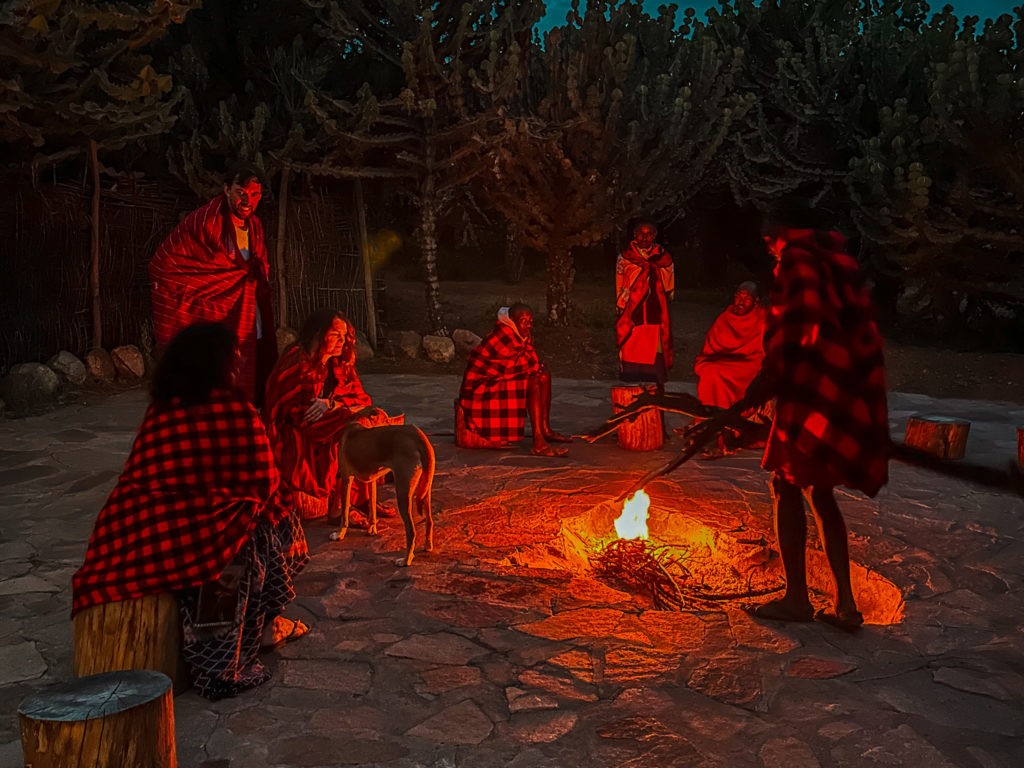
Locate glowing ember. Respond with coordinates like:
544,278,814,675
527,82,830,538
614,489,650,540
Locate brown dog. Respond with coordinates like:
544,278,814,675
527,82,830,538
329,423,435,567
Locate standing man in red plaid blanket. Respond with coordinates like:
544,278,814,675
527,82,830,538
150,163,277,405
726,199,889,630
457,303,572,456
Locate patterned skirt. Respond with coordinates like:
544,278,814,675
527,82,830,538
179,509,309,700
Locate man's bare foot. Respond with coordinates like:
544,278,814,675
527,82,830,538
544,431,573,443
815,608,864,632
748,598,815,623
531,443,569,457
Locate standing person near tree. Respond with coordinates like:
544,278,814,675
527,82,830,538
616,220,675,393
150,163,277,405
723,199,889,630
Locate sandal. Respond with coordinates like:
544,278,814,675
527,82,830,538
531,444,569,457
261,616,310,651
815,608,864,632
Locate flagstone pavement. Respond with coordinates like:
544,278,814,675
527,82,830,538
1,374,1023,768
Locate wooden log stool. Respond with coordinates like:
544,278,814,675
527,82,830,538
20,669,177,768
72,593,180,686
1017,426,1024,470
904,415,971,460
612,385,664,451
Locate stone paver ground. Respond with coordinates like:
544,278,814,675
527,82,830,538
2,374,1023,767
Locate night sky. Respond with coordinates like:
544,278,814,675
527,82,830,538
540,1,1019,28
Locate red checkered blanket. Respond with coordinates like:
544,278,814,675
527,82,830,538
149,194,276,401
762,229,889,496
458,318,540,444
72,390,291,615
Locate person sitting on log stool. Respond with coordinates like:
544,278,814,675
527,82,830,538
692,281,769,458
72,322,310,701
457,303,572,456
722,197,890,631
264,308,398,525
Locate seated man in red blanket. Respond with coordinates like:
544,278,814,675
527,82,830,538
72,322,309,701
264,308,396,522
725,198,889,630
457,303,571,457
693,281,768,457
149,164,277,405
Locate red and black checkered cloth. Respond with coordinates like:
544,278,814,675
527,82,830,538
149,194,276,401
72,389,292,616
762,228,889,496
458,317,541,444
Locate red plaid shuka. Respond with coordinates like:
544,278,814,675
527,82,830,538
761,228,889,497
615,242,675,369
264,345,360,518
458,313,540,444
150,195,277,401
72,390,291,616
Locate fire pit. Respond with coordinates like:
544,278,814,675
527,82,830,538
537,487,906,625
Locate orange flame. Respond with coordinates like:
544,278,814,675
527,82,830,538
614,489,650,540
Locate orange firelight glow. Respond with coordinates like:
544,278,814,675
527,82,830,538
614,489,650,540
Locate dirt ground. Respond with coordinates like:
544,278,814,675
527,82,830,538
363,275,1024,406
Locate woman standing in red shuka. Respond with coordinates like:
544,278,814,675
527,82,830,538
616,220,675,393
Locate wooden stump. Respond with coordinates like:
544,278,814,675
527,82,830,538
904,415,971,460
20,669,176,768
73,594,179,685
612,385,664,451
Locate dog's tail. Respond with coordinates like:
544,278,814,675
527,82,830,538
414,426,435,503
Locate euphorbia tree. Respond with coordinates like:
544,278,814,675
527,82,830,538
480,0,751,324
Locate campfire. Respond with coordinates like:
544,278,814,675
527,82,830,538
592,489,691,611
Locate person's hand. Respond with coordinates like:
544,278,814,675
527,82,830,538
304,398,331,423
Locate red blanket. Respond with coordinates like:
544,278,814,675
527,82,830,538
615,243,674,368
72,390,290,616
458,317,540,444
695,304,767,409
264,345,359,517
149,194,276,401
762,229,889,496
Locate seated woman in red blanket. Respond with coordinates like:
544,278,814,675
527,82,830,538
457,303,571,456
71,322,309,701
264,308,396,523
693,281,768,457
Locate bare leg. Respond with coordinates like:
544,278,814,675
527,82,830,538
536,367,572,443
527,373,567,455
807,486,862,626
753,474,814,622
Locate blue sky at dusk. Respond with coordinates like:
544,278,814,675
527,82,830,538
540,1,1019,28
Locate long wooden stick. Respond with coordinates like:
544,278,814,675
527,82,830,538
274,165,291,328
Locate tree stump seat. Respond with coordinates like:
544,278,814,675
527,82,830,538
19,669,177,768
612,385,664,451
903,415,971,460
72,593,181,687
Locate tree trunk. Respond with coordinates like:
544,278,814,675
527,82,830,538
545,243,575,325
19,670,177,768
504,225,524,284
355,178,378,348
274,165,291,328
418,184,448,336
89,139,102,350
